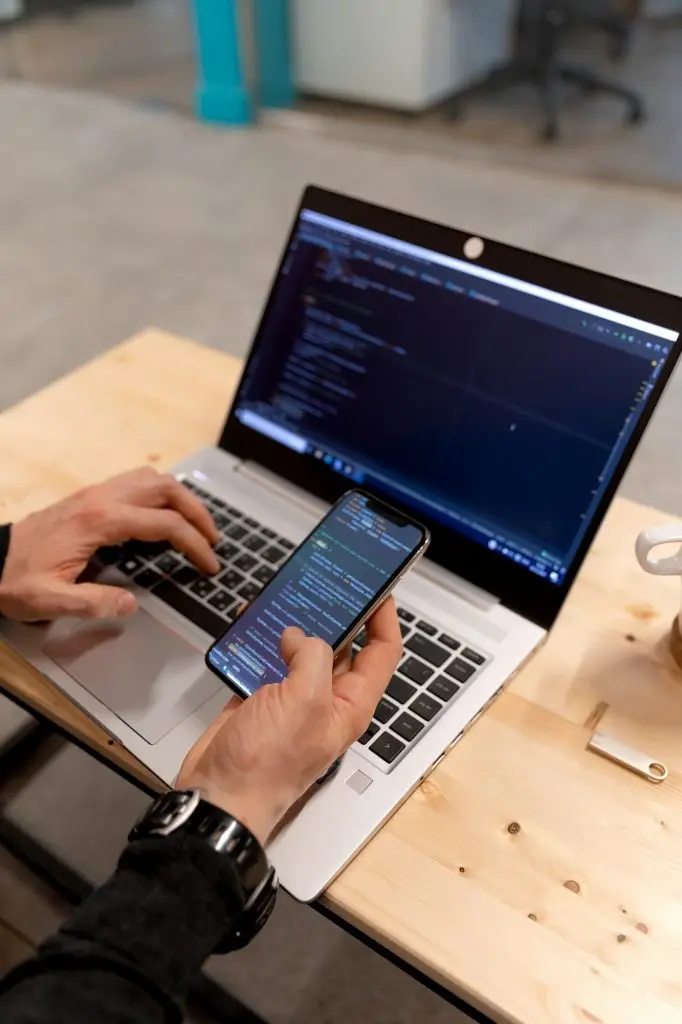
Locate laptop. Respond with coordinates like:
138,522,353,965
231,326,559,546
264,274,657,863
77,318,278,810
4,186,681,901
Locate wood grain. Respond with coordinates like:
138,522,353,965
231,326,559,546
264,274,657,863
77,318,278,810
328,500,682,1024
2,329,682,1023
0,327,241,523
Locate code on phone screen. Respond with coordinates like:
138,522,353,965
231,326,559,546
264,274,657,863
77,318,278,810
207,492,423,697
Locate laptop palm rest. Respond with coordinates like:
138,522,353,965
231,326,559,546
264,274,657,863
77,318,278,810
43,610,222,744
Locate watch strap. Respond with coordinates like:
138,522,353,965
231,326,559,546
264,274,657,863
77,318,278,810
217,865,278,952
129,790,277,951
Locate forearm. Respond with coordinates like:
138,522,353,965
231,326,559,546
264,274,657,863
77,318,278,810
0,834,244,1024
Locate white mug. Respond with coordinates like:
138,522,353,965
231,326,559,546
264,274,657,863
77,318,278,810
638,525,682,666
636,525,682,578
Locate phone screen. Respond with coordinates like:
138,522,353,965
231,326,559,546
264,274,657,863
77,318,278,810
206,491,427,698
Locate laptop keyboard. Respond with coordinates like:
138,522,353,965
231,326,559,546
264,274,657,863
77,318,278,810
351,607,489,773
101,480,294,641
103,479,491,774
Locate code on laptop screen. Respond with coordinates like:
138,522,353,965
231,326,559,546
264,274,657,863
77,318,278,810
232,209,678,585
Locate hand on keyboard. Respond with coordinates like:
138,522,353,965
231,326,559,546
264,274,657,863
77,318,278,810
0,467,220,623
115,484,298,641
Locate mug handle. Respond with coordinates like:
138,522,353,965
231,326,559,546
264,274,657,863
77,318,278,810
636,526,682,576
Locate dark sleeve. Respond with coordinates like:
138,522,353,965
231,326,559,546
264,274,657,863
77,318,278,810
0,523,10,580
0,833,245,1024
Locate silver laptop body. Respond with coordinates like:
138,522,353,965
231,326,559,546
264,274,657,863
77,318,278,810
4,186,680,901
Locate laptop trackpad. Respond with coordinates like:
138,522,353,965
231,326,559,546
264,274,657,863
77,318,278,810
44,611,222,744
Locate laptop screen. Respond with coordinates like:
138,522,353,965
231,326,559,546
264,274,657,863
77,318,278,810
225,194,680,605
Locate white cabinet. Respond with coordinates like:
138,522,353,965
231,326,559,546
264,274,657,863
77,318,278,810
292,0,514,111
0,0,23,19
643,0,679,13
645,0,682,13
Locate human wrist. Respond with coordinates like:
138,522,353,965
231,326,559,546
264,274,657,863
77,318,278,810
180,779,290,846
0,577,16,618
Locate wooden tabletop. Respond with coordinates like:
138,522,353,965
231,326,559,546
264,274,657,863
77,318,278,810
2,329,682,1024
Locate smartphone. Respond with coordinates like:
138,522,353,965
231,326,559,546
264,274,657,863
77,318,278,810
205,490,430,699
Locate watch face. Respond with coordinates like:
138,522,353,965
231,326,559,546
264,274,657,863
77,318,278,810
144,789,201,837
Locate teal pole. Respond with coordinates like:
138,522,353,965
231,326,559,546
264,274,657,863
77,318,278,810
192,0,253,125
253,0,295,109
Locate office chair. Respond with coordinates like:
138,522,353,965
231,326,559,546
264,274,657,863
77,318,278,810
455,0,645,143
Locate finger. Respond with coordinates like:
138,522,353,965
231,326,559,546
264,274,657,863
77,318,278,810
114,508,220,574
32,581,137,621
160,476,220,545
333,598,402,715
280,627,333,702
280,626,307,665
333,640,353,677
365,596,402,643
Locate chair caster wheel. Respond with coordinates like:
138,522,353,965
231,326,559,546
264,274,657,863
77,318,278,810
540,121,560,143
628,103,645,126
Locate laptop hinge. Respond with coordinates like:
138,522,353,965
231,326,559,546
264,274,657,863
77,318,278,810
237,461,328,517
415,558,499,613
239,462,499,615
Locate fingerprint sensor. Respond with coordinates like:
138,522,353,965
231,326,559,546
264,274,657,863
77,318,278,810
346,770,373,795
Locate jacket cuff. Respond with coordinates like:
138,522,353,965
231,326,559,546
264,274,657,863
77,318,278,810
0,524,10,582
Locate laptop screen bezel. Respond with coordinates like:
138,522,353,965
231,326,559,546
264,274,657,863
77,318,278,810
218,185,682,631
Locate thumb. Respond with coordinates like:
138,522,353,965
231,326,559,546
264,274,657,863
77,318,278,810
280,627,333,701
39,582,137,621
280,626,307,665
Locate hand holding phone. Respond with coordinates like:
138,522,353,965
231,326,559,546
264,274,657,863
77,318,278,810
206,490,429,698
181,603,402,843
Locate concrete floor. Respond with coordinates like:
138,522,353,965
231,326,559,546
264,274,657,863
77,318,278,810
0,0,195,112
3,1,682,189
3,1,682,190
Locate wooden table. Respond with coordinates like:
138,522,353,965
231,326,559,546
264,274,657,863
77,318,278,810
2,328,682,1024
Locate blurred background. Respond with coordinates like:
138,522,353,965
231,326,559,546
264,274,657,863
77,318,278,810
0,0,681,186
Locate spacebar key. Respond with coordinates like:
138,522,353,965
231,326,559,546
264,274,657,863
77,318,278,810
153,581,227,639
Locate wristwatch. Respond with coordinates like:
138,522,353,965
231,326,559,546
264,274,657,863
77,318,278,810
129,789,278,951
